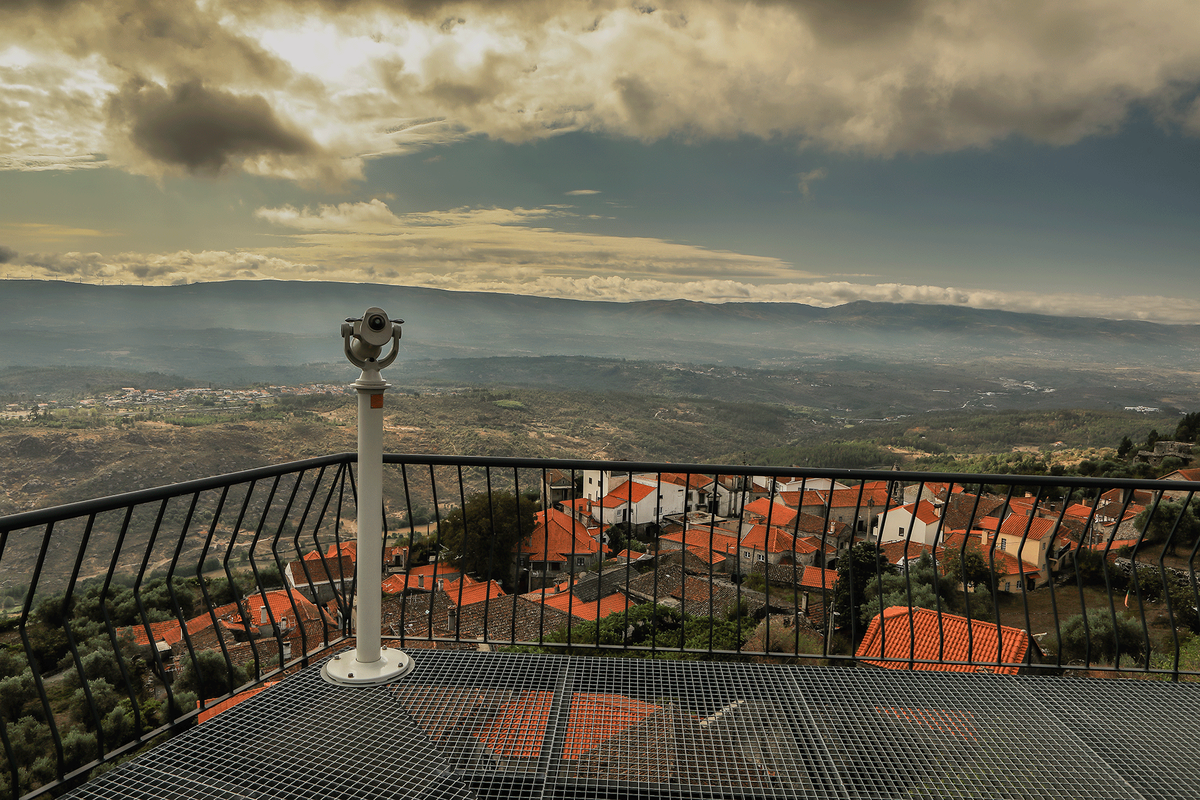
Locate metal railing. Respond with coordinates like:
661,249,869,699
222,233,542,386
2,454,1199,798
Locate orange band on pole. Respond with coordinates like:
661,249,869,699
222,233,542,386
371,394,384,409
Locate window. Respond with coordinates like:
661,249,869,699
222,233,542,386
1000,539,1007,551
757,554,765,562
576,557,585,567
742,551,750,559
898,526,905,537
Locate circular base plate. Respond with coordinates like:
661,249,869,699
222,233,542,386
321,648,415,687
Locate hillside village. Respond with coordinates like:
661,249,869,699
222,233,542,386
117,457,1200,727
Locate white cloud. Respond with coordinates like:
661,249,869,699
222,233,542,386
565,189,601,195
797,168,827,197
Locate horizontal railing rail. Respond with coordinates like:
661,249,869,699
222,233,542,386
3,453,1200,798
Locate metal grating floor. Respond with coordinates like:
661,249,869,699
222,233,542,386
68,651,1200,800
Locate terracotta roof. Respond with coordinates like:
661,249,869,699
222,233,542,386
685,545,728,566
124,614,216,648
660,528,739,553
599,480,657,508
880,540,936,565
891,500,941,526
563,693,662,759
530,591,630,621
243,589,322,626
990,551,1041,578
997,515,1059,541
856,606,1033,674
287,554,354,588
743,498,799,526
197,682,278,723
796,565,839,591
474,691,554,759
520,510,602,563
740,524,802,555
1063,503,1096,520
450,580,506,608
659,472,713,491
1164,468,1200,482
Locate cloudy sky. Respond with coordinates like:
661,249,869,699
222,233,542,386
2,0,1199,322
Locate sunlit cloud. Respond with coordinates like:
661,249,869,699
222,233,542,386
9,247,1200,325
3,1,1200,180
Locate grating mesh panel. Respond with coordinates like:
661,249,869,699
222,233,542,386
65,650,1200,800
66,660,476,800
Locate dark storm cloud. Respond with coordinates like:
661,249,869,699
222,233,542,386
0,246,17,264
108,80,318,174
756,0,927,42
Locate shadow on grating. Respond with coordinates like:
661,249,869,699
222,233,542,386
66,651,1200,800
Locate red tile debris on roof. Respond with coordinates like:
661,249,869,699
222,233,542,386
856,606,1033,675
563,693,662,759
873,705,976,739
474,691,555,759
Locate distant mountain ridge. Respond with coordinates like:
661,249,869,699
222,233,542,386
0,280,1197,384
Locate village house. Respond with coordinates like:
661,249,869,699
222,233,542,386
517,507,604,582
877,500,942,547
856,606,1044,674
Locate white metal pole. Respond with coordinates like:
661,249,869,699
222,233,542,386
355,383,385,664
323,308,413,686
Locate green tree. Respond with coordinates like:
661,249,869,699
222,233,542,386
943,544,1002,597
833,543,897,645
1134,501,1200,556
175,650,247,702
1175,412,1200,444
1054,610,1145,666
1117,435,1134,458
440,491,537,583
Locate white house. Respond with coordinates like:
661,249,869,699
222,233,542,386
877,500,942,547
597,478,686,530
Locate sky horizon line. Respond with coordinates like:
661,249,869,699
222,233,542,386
5,274,1199,328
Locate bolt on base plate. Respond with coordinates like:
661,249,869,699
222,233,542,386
321,647,415,687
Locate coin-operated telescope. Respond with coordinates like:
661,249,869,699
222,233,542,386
324,306,414,687
341,307,403,383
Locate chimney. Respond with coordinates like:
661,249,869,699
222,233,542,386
447,608,458,631
260,604,268,625
417,574,424,589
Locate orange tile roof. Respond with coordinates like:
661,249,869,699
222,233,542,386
1063,503,1095,520
563,693,662,759
125,614,216,648
796,565,839,591
743,498,799,526
197,682,278,723
685,545,728,566
1165,468,1200,482
520,511,602,563
450,580,506,608
242,589,322,625
532,591,630,621
659,472,713,491
739,524,803,555
474,691,554,759
856,606,1032,674
891,500,941,526
660,528,739,553
997,515,1059,541
599,480,656,507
